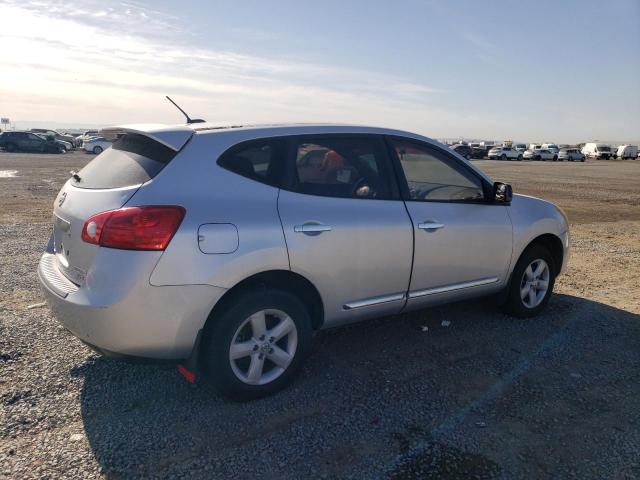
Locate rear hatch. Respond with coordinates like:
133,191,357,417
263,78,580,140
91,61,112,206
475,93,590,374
51,126,193,285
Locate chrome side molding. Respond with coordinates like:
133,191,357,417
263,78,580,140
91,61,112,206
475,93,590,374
343,292,406,310
408,277,499,299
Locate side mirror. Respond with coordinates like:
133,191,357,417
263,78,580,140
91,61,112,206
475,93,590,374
493,182,513,203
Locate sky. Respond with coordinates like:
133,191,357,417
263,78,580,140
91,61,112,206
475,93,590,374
1,0,639,143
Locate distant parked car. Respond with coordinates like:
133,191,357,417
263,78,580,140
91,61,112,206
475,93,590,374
523,149,556,161
0,131,68,153
76,130,100,143
470,146,488,159
581,143,612,160
616,145,638,159
83,137,112,154
558,148,585,162
514,143,527,153
541,144,560,154
30,129,79,148
450,143,472,159
488,145,521,160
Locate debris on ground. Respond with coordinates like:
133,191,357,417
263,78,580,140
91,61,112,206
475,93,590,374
26,302,46,310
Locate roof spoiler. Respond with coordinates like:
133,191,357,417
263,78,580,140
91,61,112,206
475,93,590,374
100,124,194,151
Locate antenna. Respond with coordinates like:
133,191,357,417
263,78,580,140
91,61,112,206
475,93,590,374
165,96,206,124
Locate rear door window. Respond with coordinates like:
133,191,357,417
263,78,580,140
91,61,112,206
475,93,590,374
286,135,394,200
72,133,179,189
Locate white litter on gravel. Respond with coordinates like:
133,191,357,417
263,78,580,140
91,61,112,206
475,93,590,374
0,170,19,178
26,302,47,310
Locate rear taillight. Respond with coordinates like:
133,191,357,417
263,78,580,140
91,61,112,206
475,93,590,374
81,206,185,251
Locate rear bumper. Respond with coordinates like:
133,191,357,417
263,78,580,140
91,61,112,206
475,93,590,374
38,251,226,359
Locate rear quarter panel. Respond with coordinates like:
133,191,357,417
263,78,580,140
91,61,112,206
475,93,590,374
128,131,290,288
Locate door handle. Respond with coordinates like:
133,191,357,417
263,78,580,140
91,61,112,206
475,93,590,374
294,223,332,234
418,221,445,231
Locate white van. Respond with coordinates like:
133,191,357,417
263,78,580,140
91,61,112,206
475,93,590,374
529,144,542,151
582,143,613,160
616,145,638,159
542,143,560,154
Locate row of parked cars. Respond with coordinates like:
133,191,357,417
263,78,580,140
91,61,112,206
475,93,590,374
449,141,639,162
0,129,112,154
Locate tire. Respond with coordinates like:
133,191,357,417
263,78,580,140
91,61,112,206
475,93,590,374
200,288,313,401
5,143,17,152
57,146,66,154
517,154,523,161
581,158,585,162
504,244,556,318
552,155,558,161
93,146,103,154
500,154,507,161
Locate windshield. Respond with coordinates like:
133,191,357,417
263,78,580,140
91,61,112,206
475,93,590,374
597,146,610,152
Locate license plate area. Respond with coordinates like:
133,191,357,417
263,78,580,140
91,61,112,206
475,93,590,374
52,214,85,285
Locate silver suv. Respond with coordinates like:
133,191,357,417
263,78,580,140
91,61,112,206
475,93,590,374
39,124,570,400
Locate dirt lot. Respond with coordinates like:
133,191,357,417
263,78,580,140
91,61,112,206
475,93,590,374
1,152,639,479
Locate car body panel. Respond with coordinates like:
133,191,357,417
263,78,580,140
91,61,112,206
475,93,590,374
508,194,570,274
403,201,513,311
145,132,290,288
39,247,225,359
278,189,413,327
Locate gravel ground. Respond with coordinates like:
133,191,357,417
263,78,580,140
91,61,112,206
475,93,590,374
1,152,639,479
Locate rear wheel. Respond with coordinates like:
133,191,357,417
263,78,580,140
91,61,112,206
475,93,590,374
517,154,523,161
501,154,507,161
504,245,556,318
200,289,313,401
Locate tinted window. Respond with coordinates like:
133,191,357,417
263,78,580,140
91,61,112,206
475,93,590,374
73,133,178,189
391,139,484,202
218,138,285,187
290,136,391,199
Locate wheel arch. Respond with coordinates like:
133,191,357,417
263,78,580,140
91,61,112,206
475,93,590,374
205,269,325,332
497,232,564,307
511,233,564,283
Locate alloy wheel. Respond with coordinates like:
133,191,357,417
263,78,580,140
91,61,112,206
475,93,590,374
229,309,298,385
520,259,550,309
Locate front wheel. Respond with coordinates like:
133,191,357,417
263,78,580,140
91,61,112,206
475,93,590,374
501,154,507,161
517,154,523,161
504,245,556,318
93,146,103,154
200,289,313,401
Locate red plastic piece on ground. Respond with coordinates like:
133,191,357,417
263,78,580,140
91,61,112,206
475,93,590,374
177,364,196,383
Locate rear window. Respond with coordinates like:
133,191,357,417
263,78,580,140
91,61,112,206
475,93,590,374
72,133,178,189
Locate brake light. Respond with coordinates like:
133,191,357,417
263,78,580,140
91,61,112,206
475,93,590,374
81,206,185,250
